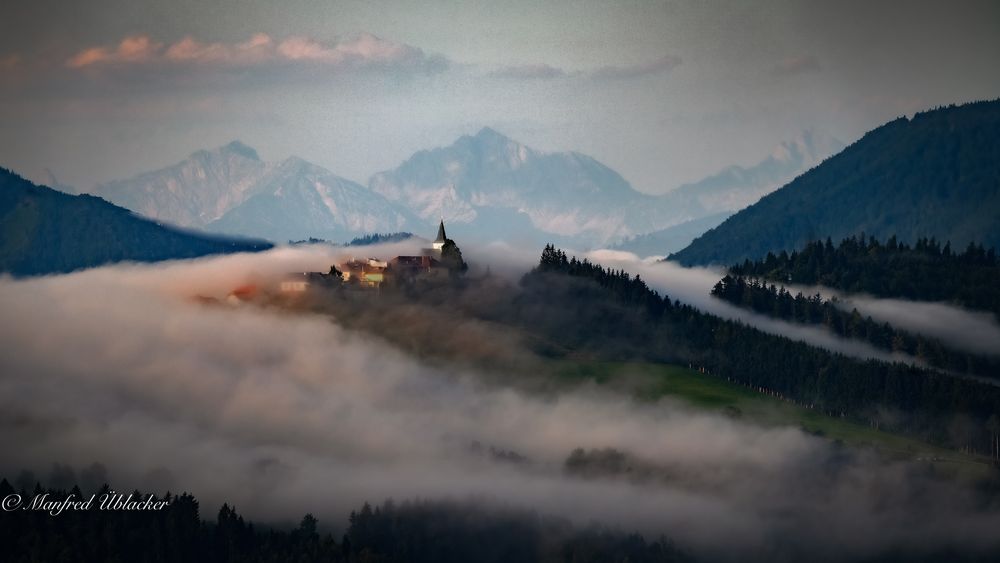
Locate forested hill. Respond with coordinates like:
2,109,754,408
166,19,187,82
527,246,1000,456
671,99,1000,266
0,168,271,276
710,272,1000,378
729,235,1000,318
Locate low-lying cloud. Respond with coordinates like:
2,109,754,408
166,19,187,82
1,246,998,562
584,250,927,366
840,295,1000,358
712,274,1000,359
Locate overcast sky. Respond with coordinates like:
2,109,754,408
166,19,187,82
1,0,998,194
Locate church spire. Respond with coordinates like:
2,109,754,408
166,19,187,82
433,219,447,251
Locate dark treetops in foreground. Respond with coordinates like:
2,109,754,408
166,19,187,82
728,235,1000,319
710,272,1000,379
0,478,685,563
530,245,1000,457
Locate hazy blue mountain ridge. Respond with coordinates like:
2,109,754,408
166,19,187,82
89,143,419,244
206,156,420,242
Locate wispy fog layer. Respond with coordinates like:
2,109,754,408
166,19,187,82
584,251,924,365
658,263,1000,359
836,293,1000,358
1,246,999,562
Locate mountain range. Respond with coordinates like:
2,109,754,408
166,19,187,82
79,128,839,248
369,127,841,247
8,98,996,276
671,100,1000,266
0,168,270,276
89,142,418,243
370,127,675,244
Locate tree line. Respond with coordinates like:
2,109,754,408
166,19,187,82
710,273,1000,379
0,476,685,563
728,235,1000,318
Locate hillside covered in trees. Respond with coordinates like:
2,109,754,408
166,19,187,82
0,168,271,276
518,246,1000,457
727,235,1000,318
671,100,1000,266
710,272,1000,378
303,244,1000,458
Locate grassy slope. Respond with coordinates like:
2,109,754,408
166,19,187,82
553,361,990,474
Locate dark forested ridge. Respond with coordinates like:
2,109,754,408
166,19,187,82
0,478,685,563
710,273,1000,378
346,232,414,246
0,168,271,276
522,246,1000,457
671,100,1000,266
728,235,1000,318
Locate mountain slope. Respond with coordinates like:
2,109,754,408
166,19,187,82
666,129,843,216
671,100,1000,266
89,142,418,243
206,157,418,242
0,168,271,276
611,212,732,258
369,127,677,245
91,141,268,228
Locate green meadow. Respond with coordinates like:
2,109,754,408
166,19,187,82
553,361,992,476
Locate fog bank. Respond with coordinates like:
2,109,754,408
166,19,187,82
1,247,998,561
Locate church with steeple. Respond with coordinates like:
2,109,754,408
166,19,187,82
333,219,463,288
432,219,447,252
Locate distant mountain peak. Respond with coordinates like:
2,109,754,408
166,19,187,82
770,128,843,164
369,127,666,245
474,126,508,141
88,140,418,243
276,155,319,173
188,140,261,162
220,140,261,161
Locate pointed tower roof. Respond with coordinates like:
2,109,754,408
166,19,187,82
434,219,447,244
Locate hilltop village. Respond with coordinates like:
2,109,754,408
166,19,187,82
222,221,467,304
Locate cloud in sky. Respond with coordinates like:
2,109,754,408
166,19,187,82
60,32,681,85
67,35,163,68
66,32,448,73
489,55,681,81
772,55,822,77
489,62,568,80
591,54,682,80
3,0,1000,201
